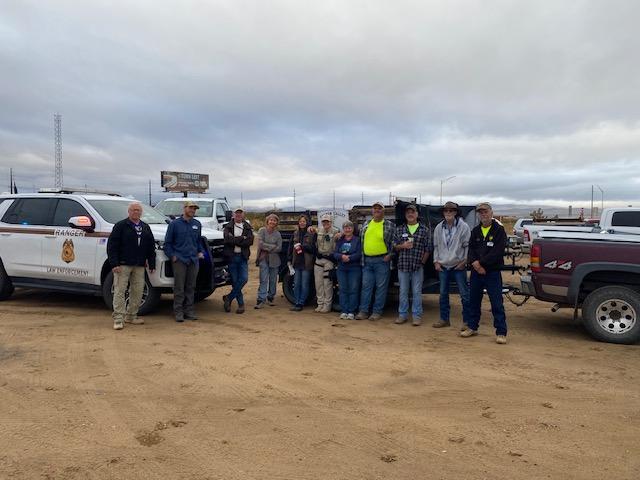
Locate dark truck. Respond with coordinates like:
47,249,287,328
275,201,522,309
520,231,640,344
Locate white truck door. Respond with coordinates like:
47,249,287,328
0,198,56,278
41,199,98,284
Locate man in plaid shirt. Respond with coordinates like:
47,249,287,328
393,204,432,326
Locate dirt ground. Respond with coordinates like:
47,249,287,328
0,258,638,480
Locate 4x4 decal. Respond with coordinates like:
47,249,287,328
544,260,573,271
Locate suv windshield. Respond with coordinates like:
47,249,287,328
155,200,213,217
88,200,169,224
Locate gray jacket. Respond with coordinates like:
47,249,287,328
257,227,282,268
433,218,471,268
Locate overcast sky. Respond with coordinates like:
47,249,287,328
1,0,639,211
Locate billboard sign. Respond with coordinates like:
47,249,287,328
161,171,209,193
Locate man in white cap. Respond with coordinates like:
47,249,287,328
313,214,339,313
356,201,395,321
222,207,254,314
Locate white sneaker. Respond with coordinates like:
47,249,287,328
339,313,348,320
113,321,124,330
347,313,355,320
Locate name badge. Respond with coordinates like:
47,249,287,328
487,241,494,247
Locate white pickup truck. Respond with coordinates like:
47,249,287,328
523,208,640,247
0,190,229,314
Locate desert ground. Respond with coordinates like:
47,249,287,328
0,256,638,480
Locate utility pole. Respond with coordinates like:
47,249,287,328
293,189,296,211
591,185,594,218
240,192,244,208
361,192,364,205
148,180,152,206
333,190,336,213
54,113,63,189
440,176,456,205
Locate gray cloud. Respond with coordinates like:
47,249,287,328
1,0,639,211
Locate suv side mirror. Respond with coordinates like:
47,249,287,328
225,210,232,222
69,215,95,233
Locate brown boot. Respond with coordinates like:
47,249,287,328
432,320,450,328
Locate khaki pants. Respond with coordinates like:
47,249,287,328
112,266,146,322
314,258,335,310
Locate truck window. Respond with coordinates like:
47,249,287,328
216,202,227,218
1,198,55,225
156,200,213,217
52,199,90,226
611,211,640,227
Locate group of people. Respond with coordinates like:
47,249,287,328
107,199,508,344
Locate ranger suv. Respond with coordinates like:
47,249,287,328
0,190,228,314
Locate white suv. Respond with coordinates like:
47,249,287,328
0,191,228,314
155,197,232,231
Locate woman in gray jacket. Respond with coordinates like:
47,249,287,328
255,214,283,308
432,202,471,329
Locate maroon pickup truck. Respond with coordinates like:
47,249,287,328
520,233,640,344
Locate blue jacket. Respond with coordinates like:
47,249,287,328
333,236,362,271
164,216,205,265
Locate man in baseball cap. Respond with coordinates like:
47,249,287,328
461,202,508,344
164,200,205,322
356,201,395,321
393,203,431,326
222,207,254,313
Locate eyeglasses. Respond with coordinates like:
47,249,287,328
443,209,456,213
476,209,489,213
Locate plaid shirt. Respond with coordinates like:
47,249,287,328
394,223,432,272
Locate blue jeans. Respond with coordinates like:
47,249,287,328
468,270,507,336
337,267,361,314
398,268,424,319
438,267,470,324
257,260,278,303
359,256,391,315
228,254,249,305
293,268,311,306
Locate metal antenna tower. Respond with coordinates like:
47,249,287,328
54,113,63,188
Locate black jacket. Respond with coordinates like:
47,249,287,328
107,218,156,269
223,221,254,260
467,219,506,271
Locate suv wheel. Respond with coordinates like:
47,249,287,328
582,286,640,344
0,261,14,301
102,270,161,316
195,288,214,302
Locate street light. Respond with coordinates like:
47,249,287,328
440,176,456,205
596,185,604,213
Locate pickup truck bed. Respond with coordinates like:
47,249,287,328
521,235,640,343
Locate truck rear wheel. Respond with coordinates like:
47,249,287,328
582,286,640,344
282,270,317,306
102,270,161,316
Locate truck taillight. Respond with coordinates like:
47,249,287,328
524,229,530,243
531,243,541,272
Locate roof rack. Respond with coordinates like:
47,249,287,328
38,187,122,197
